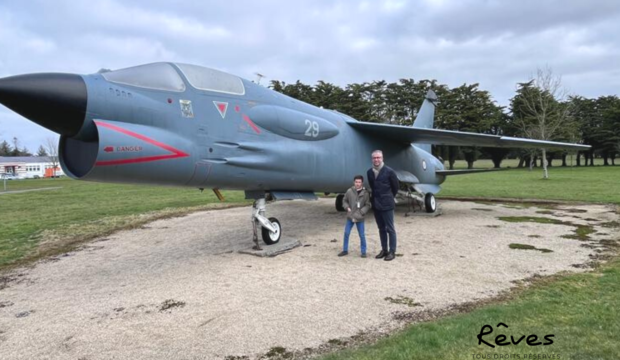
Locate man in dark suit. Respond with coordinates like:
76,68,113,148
366,150,400,261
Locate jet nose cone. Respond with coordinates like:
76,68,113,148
0,73,87,137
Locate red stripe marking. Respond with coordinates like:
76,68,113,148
242,115,261,134
94,121,189,166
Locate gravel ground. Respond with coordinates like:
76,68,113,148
0,199,617,360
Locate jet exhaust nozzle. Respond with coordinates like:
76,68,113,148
0,73,87,137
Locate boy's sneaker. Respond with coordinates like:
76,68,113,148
337,251,348,257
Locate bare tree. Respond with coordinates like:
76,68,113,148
45,137,60,177
514,67,571,179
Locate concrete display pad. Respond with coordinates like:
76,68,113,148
0,199,617,359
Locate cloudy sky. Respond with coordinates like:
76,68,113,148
1,0,620,152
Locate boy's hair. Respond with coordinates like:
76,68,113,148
354,175,364,182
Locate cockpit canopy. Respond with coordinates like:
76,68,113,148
101,62,245,95
176,63,245,95
101,63,186,92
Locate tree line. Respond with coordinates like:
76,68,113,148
0,137,52,157
270,68,620,171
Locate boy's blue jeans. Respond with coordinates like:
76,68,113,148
343,219,367,255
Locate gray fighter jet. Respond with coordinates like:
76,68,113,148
0,63,589,248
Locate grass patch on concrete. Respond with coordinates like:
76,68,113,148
600,240,620,249
498,216,565,225
499,216,598,241
508,243,553,253
384,296,423,308
601,221,620,228
262,346,294,359
561,225,598,241
159,299,186,312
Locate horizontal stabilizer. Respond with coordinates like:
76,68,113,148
348,122,590,151
394,170,419,184
436,168,506,176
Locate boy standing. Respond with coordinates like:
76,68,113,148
338,175,371,258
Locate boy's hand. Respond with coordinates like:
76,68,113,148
347,208,351,212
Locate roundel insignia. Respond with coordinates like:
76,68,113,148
422,160,427,171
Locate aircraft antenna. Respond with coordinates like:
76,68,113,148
254,72,265,85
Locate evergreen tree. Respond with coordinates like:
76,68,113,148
36,145,49,157
0,140,12,156
20,147,32,156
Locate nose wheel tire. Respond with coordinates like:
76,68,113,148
261,217,282,245
335,194,345,212
424,193,437,213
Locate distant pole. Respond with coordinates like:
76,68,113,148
3,177,6,192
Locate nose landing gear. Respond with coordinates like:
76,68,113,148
247,191,317,250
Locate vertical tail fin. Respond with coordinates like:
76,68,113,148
413,90,437,129
412,90,438,152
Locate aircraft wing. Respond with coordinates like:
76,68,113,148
348,122,591,150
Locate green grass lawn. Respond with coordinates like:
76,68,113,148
448,157,607,170
1,177,67,191
440,164,620,204
0,178,249,268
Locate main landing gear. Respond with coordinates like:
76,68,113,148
424,192,437,213
397,186,438,214
251,197,282,250
335,194,346,212
338,187,437,213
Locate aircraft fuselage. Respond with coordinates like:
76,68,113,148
54,64,445,193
